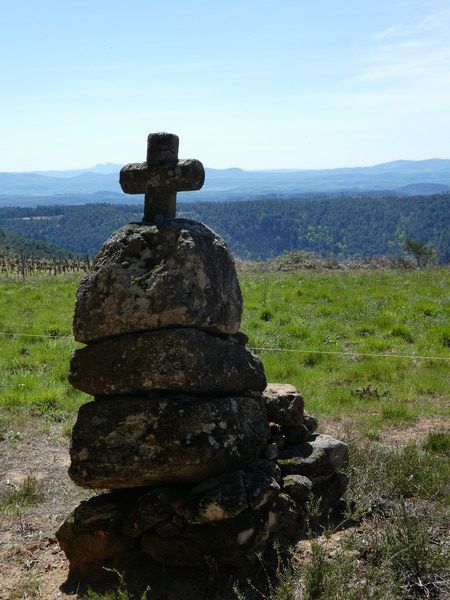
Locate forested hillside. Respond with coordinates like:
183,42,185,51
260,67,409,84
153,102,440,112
0,228,72,259
0,193,448,261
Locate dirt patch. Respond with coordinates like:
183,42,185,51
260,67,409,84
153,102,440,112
1,415,447,599
0,422,90,599
321,415,449,446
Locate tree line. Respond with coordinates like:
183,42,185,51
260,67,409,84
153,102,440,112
0,193,448,262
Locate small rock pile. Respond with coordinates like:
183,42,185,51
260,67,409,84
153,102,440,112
56,133,349,586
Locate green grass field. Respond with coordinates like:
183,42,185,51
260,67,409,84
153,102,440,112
0,267,449,438
1,268,449,600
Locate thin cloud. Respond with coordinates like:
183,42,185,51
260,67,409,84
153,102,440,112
359,9,450,84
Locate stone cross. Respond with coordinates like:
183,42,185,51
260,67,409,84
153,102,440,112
120,132,205,222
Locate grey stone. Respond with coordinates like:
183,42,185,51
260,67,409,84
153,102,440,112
73,219,242,342
56,493,136,584
278,434,349,481
264,442,279,460
282,474,313,504
69,395,269,489
122,487,188,538
243,471,280,510
252,459,282,483
184,468,280,525
120,132,205,222
269,423,285,448
269,493,306,540
283,424,309,445
304,413,319,435
185,471,248,524
141,503,275,567
263,383,304,427
69,328,266,396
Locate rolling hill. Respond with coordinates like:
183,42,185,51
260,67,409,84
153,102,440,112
1,159,450,207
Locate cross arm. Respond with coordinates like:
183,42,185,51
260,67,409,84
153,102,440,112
120,159,205,194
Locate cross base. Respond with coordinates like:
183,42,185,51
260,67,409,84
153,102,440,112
144,191,177,222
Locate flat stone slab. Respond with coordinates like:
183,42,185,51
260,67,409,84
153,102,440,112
69,395,269,489
278,434,349,480
73,219,242,342
69,328,266,396
262,383,304,427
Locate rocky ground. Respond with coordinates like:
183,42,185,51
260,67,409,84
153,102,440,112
1,417,447,600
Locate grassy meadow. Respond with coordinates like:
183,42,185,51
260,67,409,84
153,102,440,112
0,267,449,599
0,267,448,438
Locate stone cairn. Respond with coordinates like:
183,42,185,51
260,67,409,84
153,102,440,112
56,133,349,585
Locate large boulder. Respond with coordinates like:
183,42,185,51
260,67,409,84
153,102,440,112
69,395,269,489
184,469,280,525
262,383,304,427
141,504,274,567
278,434,348,481
73,219,242,342
69,328,266,396
56,493,136,584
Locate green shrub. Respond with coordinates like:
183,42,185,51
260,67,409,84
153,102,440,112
424,431,450,456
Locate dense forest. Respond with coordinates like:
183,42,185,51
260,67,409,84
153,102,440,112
0,228,73,259
0,193,448,262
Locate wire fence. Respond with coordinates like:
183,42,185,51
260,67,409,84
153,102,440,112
0,331,448,361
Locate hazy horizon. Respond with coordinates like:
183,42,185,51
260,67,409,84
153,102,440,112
3,156,450,176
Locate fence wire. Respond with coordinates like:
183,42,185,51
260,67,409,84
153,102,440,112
0,331,448,361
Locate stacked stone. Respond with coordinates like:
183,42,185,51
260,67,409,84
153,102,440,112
56,133,349,585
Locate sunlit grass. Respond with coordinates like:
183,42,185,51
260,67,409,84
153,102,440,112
0,269,449,436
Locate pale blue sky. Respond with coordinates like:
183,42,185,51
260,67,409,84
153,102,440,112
1,0,449,170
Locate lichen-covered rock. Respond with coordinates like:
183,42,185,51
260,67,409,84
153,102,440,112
185,469,280,525
73,219,242,342
282,474,312,504
185,471,248,524
278,434,349,481
56,493,136,584
263,383,304,427
141,504,274,567
122,487,189,538
243,470,280,510
69,395,269,489
69,328,266,396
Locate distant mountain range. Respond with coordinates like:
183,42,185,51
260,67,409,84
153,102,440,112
0,159,450,207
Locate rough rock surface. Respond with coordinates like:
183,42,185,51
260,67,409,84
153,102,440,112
55,493,136,583
69,395,269,489
303,413,319,434
141,504,275,567
185,469,280,524
278,434,349,481
262,383,304,427
269,493,306,540
69,328,266,396
282,474,312,504
122,487,189,538
283,424,309,445
73,219,243,342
